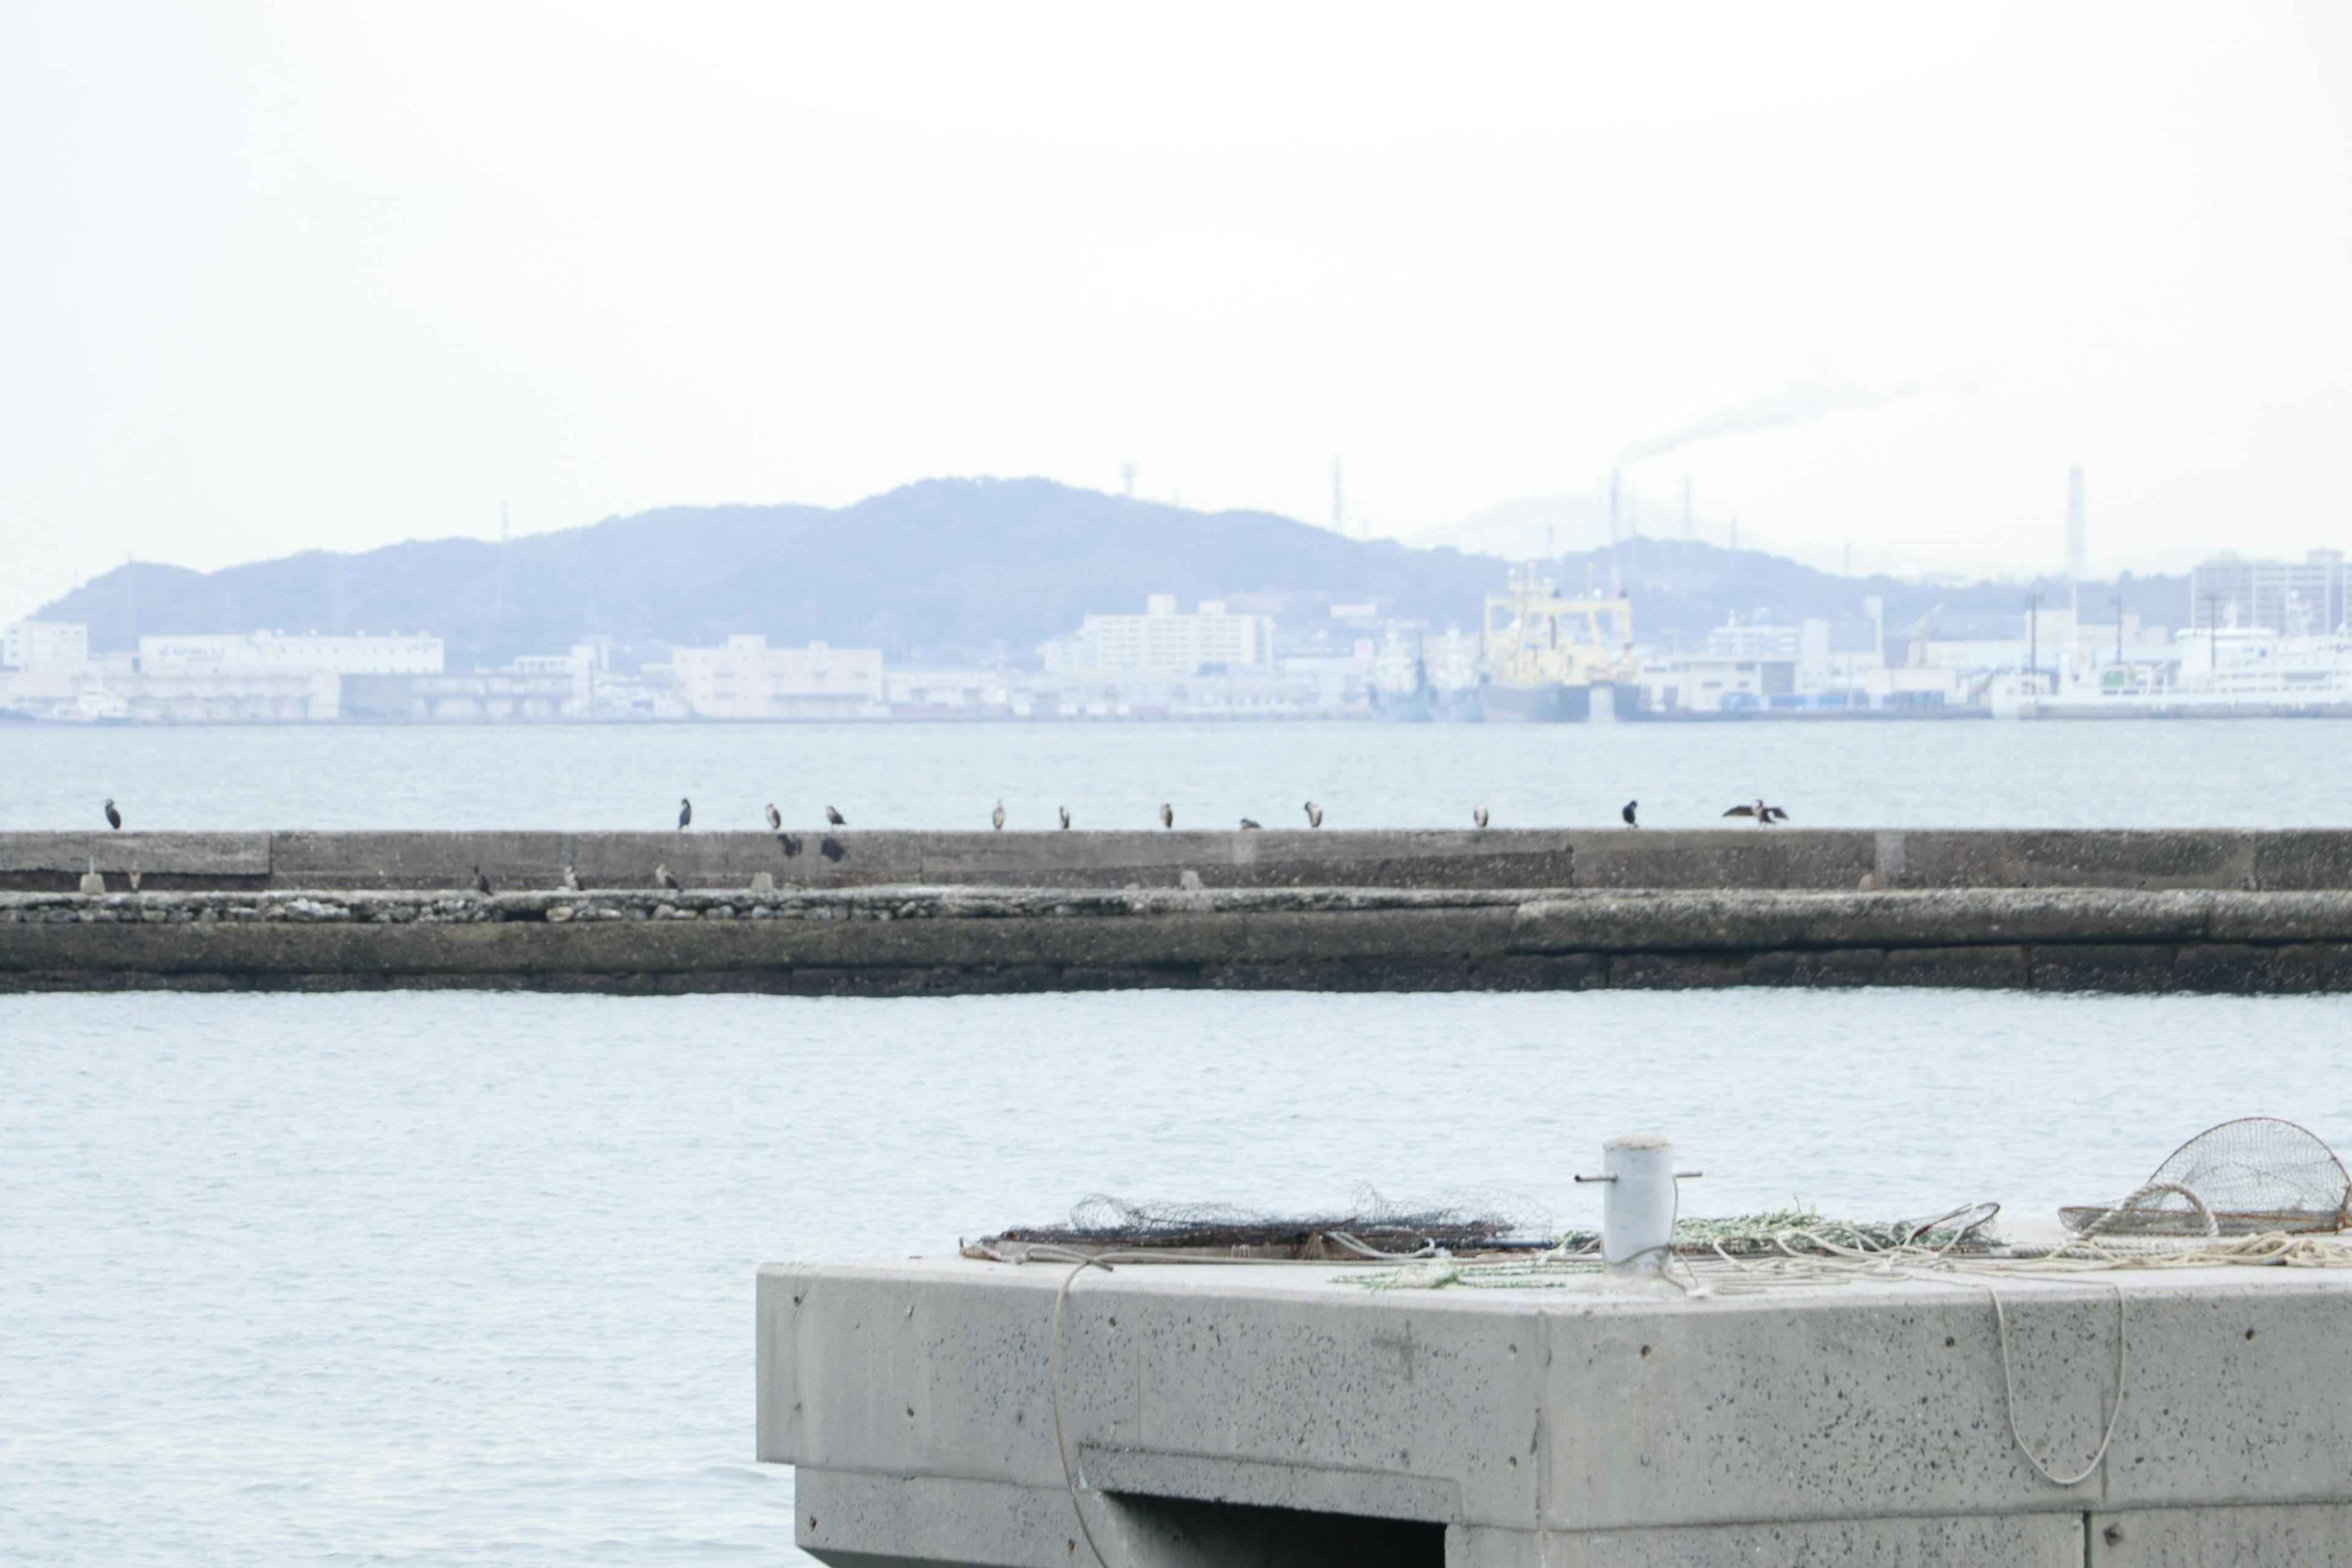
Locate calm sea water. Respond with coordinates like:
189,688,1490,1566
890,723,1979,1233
0,715,2348,831
7,722,2352,1562
5,988,2351,1565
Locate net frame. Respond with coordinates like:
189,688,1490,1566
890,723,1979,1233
2061,1117,2352,1236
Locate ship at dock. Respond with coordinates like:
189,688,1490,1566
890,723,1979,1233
1478,567,1641,722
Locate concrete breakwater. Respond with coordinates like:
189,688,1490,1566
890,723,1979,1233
10,884,2352,993
12,826,2352,895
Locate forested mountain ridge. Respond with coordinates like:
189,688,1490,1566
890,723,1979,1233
39,477,2184,667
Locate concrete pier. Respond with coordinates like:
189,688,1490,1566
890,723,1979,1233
760,1254,2352,1566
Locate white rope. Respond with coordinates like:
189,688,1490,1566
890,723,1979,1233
2078,1180,2219,1239
1983,1276,2127,1487
1033,1245,1276,1568
1045,1250,1117,1568
1323,1230,1447,1261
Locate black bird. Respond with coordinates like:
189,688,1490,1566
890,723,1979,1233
1473,804,1490,829
1622,800,1639,829
1723,800,1789,825
470,866,492,895
103,798,122,831
654,863,680,889
825,805,847,827
1303,801,1323,829
1159,803,1174,829
1239,818,1262,831
992,799,1006,832
1058,805,1071,830
677,798,693,831
764,804,782,831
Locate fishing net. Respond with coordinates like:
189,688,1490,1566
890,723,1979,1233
967,1188,1540,1262
965,1194,1994,1265
2060,1118,2351,1237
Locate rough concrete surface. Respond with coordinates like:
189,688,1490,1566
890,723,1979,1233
8,884,2352,993
762,1256,2352,1567
15,827,2352,897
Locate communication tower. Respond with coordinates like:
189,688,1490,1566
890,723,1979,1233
2065,466,2089,580
492,499,515,625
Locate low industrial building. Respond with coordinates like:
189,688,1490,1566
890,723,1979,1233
667,635,885,720
137,630,445,674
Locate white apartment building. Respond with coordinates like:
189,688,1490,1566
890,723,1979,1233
668,635,884,719
2189,551,2346,636
3,620,90,669
1039,595,1275,675
1702,619,1803,660
139,630,445,674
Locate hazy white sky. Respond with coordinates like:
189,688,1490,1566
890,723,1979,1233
4,2,2348,621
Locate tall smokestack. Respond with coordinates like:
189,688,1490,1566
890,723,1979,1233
1608,469,1622,599
2065,466,2088,581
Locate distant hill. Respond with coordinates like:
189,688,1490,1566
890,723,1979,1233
36,477,2192,668
1575,535,2190,650
42,480,1508,668
1406,491,1772,562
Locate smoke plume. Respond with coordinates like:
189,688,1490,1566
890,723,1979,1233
1618,362,1916,466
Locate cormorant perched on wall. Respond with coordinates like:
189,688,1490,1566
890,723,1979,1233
1159,803,1174,829
677,798,693,831
992,800,1006,831
764,804,782,831
560,865,581,891
103,799,122,830
654,863,680,889
1239,818,1262,830
1473,804,1490,829
824,805,847,827
1622,800,1639,828
1723,801,1789,824
1303,801,1323,829
1058,805,1071,830
471,867,492,894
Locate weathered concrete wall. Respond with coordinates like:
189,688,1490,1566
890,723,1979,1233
10,826,2352,896
0,831,273,891
9,884,2352,993
761,1256,2352,1567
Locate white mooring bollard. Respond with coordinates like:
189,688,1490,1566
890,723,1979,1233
1577,1134,1702,1278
